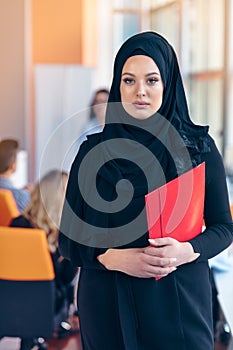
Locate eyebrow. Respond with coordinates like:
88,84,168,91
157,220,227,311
121,72,160,77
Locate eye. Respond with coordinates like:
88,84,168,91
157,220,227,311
147,77,159,85
122,77,135,85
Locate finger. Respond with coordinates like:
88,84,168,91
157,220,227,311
155,266,177,279
145,264,177,277
194,253,200,259
144,253,177,267
144,247,177,263
148,237,176,246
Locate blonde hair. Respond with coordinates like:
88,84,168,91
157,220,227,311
23,169,68,252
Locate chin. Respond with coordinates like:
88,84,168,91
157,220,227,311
132,111,154,120
127,110,149,120
123,105,155,120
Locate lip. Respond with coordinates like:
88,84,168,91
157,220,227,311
133,101,150,109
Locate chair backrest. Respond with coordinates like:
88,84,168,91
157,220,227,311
0,189,19,226
230,204,233,220
0,226,55,338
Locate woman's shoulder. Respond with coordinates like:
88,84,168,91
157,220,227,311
72,132,102,162
86,131,103,145
69,132,103,177
201,135,226,180
202,135,223,162
79,131,102,150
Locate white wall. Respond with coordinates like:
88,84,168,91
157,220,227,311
93,0,113,89
11,151,28,188
34,64,94,179
0,0,26,148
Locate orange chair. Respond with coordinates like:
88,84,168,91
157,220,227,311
0,227,55,350
230,204,233,220
0,189,19,226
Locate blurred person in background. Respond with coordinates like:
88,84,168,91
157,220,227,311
81,88,110,138
63,88,109,173
10,169,78,350
0,138,30,213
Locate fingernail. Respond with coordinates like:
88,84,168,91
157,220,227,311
171,258,177,262
148,239,157,245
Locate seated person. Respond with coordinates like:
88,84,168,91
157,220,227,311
10,169,78,347
0,139,30,213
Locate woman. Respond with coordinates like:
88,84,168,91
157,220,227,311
63,88,110,173
76,88,110,150
59,32,233,350
10,170,77,344
88,88,110,126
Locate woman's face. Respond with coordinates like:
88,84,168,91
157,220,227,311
120,55,164,119
93,92,109,125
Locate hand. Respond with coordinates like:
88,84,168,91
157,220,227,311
146,237,200,267
97,248,177,279
23,183,34,192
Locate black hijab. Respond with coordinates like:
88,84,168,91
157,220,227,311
60,31,211,249
99,31,210,193
106,31,209,134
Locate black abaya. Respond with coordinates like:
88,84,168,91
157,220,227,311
59,32,233,350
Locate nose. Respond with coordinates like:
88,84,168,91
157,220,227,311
136,82,146,97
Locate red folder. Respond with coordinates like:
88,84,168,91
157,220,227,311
145,162,205,242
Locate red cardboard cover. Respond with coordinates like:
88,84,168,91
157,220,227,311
145,162,205,242
145,163,205,280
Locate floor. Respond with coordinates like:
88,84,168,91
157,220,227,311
46,334,82,350
0,336,230,350
0,334,82,350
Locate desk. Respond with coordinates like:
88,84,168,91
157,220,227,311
213,267,233,349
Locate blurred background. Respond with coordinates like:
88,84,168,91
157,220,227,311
0,0,233,184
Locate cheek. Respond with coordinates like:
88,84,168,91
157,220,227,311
153,88,163,106
120,84,126,100
120,83,133,102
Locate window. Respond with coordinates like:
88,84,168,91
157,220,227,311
97,0,232,163
150,1,180,53
225,0,233,167
149,0,228,155
112,1,143,57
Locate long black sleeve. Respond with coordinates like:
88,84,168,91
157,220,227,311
59,135,233,268
58,136,108,269
189,137,233,260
